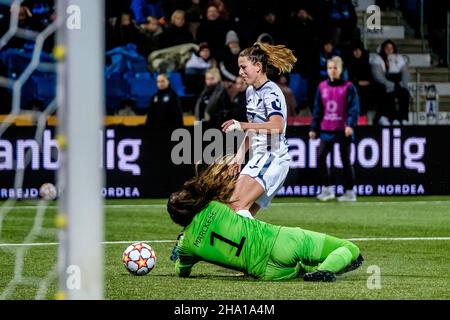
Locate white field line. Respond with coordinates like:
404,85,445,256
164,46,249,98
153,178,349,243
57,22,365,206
1,237,450,248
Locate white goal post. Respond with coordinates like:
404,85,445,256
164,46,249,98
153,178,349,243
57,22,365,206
56,0,105,300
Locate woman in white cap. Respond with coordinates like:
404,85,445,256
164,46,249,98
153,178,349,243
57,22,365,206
219,30,241,82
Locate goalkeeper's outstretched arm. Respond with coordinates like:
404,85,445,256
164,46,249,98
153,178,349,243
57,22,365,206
175,256,198,277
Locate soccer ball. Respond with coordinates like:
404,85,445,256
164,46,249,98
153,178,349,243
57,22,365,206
39,183,57,200
122,242,156,276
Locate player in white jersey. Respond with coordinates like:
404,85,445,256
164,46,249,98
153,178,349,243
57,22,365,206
221,41,297,218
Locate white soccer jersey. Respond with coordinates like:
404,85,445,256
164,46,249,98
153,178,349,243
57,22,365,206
245,80,290,158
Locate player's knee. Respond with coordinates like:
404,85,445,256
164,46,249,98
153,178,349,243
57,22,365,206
230,199,252,211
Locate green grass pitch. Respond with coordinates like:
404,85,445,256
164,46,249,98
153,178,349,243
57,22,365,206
1,196,450,300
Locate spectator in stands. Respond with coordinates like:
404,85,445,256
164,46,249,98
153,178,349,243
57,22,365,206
370,39,411,125
218,30,241,83
138,16,163,56
208,0,230,21
106,0,132,19
194,67,231,128
185,0,205,39
159,10,195,48
185,42,217,96
255,10,285,45
229,76,248,122
196,4,230,58
185,42,216,75
426,1,450,67
286,6,318,76
107,11,143,51
146,73,184,130
319,0,358,47
273,73,297,117
345,40,377,116
317,39,342,81
130,0,165,25
309,56,360,202
308,39,342,110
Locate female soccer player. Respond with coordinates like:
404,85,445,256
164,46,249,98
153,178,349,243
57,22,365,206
221,41,297,218
167,158,364,282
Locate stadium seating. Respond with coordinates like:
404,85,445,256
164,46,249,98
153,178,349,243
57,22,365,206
128,75,158,109
21,77,37,106
167,72,194,98
106,78,129,111
34,73,56,107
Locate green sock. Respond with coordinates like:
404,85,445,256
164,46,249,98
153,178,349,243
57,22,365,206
318,246,353,273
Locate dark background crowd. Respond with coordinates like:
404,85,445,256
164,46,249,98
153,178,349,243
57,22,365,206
0,0,448,127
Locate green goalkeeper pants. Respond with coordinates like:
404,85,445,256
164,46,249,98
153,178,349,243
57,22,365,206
262,227,360,280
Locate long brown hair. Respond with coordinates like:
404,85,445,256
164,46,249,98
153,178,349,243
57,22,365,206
239,41,297,74
167,155,237,227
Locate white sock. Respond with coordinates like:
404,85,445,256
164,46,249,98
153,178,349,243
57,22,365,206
236,209,254,219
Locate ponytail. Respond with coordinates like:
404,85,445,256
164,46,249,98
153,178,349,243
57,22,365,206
239,41,297,74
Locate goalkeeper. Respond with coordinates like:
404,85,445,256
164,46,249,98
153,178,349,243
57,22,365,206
167,157,364,282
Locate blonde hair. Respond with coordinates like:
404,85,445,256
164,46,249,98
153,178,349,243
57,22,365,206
327,56,344,75
157,73,169,81
239,41,297,74
167,155,238,227
205,67,222,82
171,9,185,24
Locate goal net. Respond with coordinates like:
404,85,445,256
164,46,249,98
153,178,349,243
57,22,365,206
0,0,104,300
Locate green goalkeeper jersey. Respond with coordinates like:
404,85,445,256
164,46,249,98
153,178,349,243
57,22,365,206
175,201,281,279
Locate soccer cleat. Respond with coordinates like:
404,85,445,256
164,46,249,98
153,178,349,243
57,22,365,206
336,254,364,275
337,190,357,202
303,270,336,282
317,187,335,202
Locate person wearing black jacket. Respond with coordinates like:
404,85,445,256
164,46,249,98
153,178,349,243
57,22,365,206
218,30,241,82
345,40,379,116
318,0,358,46
195,4,230,58
145,73,184,130
194,67,231,129
159,9,194,49
144,73,184,197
